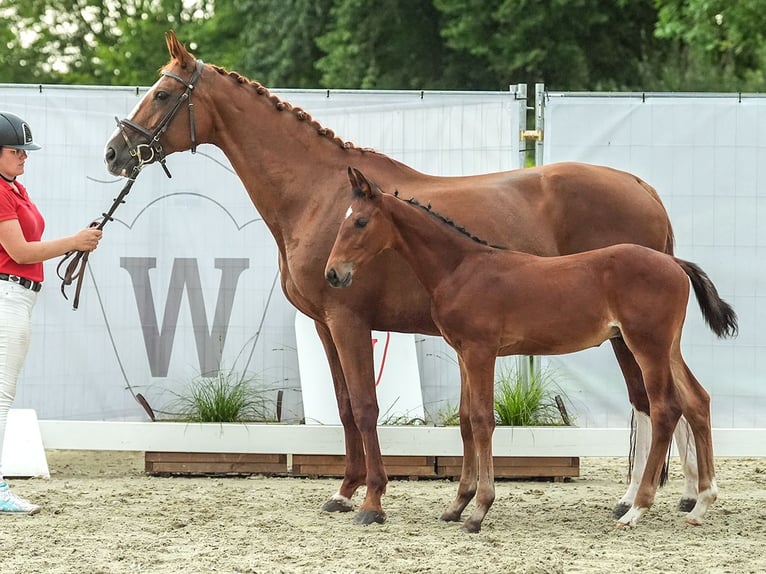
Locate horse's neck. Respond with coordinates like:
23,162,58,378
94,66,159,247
386,196,485,293
210,85,350,241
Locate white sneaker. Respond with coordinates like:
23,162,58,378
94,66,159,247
0,481,40,515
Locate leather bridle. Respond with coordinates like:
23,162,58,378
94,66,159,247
115,58,205,178
58,59,205,309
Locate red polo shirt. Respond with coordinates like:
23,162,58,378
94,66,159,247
0,178,45,282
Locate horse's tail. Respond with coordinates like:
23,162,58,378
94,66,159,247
675,258,738,338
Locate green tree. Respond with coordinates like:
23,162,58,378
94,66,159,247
316,0,462,89
0,0,211,85
434,0,661,90
652,0,766,91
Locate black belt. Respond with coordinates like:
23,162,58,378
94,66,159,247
0,273,42,292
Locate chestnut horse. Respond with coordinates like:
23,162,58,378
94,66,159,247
104,31,695,525
326,168,737,532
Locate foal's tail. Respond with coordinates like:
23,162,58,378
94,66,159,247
676,259,738,338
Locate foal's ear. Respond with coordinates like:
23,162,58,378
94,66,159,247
348,167,378,200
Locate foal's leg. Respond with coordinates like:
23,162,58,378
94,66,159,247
315,321,366,514
610,338,696,516
672,358,717,525
459,350,497,534
617,362,681,528
441,356,478,523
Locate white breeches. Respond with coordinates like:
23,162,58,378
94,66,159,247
0,282,37,477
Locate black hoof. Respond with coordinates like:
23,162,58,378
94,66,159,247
322,498,353,513
354,509,386,525
678,498,697,513
440,511,462,523
612,502,631,520
461,521,481,534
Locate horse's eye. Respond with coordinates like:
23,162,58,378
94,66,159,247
155,90,170,101
355,218,368,229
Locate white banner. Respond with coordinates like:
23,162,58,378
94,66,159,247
0,84,520,423
543,93,765,428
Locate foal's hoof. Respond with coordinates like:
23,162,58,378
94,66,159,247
354,509,386,525
611,502,631,520
677,498,697,513
461,520,482,534
439,510,462,523
322,497,354,513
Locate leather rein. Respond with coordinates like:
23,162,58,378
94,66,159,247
58,59,204,309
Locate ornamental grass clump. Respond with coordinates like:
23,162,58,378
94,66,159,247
493,365,570,426
176,370,274,423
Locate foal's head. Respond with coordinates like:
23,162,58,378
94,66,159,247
325,168,393,288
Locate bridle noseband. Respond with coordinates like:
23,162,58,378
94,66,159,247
58,59,205,309
115,58,204,178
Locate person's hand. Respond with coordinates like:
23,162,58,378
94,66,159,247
73,228,103,252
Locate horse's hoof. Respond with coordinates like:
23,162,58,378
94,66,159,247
677,498,697,513
322,497,354,513
461,520,481,534
354,509,386,525
439,511,462,523
611,502,631,519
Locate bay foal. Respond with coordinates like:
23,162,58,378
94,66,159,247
326,168,737,532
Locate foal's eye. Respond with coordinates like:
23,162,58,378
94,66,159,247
355,218,368,229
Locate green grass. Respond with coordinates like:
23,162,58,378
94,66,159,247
493,364,570,426
172,371,275,423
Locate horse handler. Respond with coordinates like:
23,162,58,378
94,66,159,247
0,112,102,514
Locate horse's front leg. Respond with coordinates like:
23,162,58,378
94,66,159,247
314,320,367,514
441,355,478,522
459,350,497,534
327,317,387,525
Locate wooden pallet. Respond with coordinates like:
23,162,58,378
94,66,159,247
436,456,579,481
144,452,578,481
145,452,288,476
291,454,437,479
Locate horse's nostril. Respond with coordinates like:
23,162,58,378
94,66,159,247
105,147,115,162
326,268,338,285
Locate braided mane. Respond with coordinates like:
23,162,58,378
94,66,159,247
397,193,507,249
209,64,380,154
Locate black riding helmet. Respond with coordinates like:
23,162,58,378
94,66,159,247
0,112,42,150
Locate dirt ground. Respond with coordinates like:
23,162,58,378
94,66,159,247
0,451,764,574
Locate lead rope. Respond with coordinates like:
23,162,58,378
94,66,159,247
57,170,139,309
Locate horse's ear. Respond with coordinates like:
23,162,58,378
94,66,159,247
165,30,192,62
347,166,359,191
351,168,377,200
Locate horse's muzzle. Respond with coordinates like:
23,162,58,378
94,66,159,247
325,267,352,288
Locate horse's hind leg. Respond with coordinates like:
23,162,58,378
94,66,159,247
441,356,478,523
617,360,681,528
672,357,716,525
609,338,658,518
674,416,699,512
610,338,696,517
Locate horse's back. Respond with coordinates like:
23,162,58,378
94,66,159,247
391,161,674,258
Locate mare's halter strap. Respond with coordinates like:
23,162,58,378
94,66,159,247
58,59,205,309
115,58,204,178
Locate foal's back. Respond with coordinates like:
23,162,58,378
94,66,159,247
432,243,689,357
